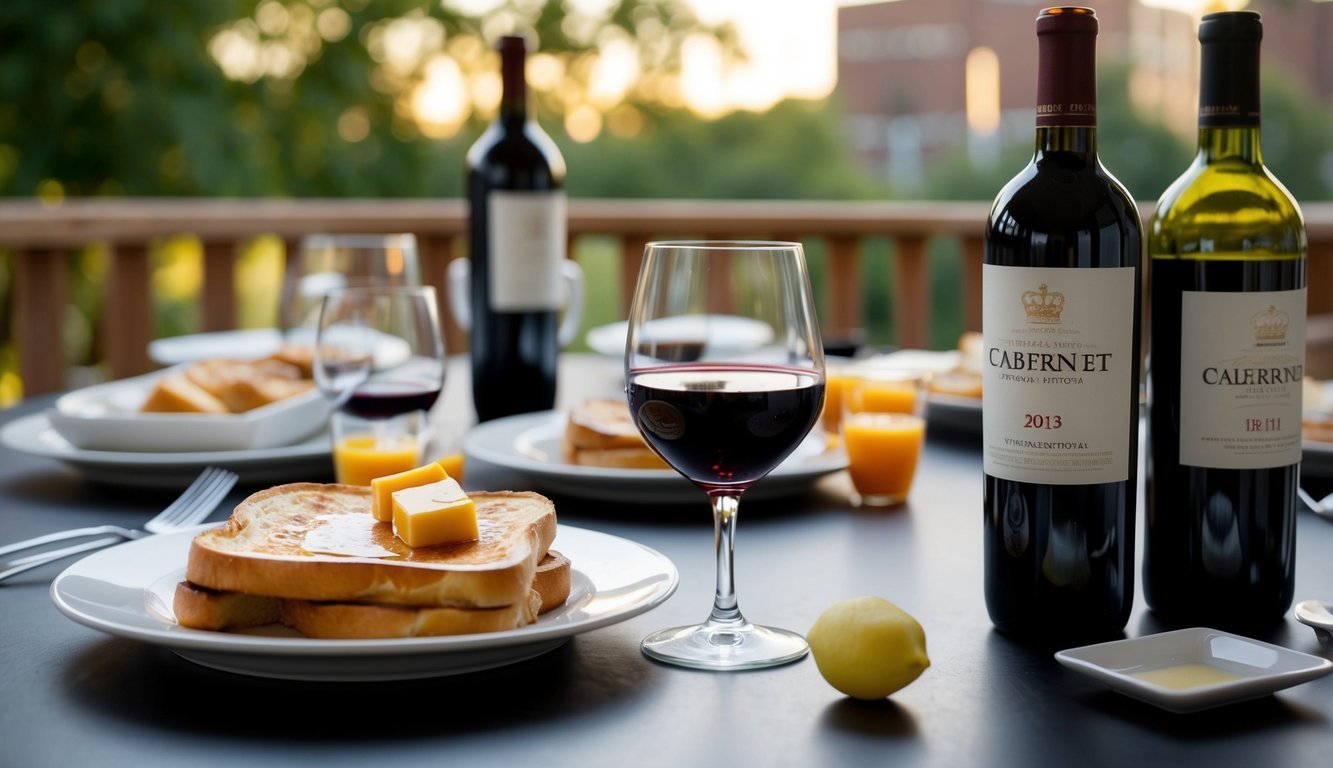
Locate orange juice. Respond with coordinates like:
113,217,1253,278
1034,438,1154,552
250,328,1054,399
842,412,925,506
333,435,420,486
849,381,918,414
436,452,465,482
822,370,861,432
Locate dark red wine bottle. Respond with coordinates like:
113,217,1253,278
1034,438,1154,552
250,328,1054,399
466,35,567,422
981,7,1142,640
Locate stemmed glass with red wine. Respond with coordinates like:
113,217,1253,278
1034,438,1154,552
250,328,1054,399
313,286,445,482
625,241,826,670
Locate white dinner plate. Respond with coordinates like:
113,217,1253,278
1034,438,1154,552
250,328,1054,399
50,523,677,682
585,315,775,358
464,410,846,504
148,328,287,366
1055,627,1333,713
1,412,332,489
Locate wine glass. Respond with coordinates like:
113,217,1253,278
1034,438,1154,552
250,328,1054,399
282,233,421,339
625,241,826,670
313,286,445,486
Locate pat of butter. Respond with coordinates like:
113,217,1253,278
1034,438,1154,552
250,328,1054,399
392,478,478,548
370,462,448,522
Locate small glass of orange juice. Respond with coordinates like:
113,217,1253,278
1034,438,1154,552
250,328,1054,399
821,361,862,436
841,369,929,507
331,411,427,486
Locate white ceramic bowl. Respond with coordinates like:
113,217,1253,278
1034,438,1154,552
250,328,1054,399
48,366,330,452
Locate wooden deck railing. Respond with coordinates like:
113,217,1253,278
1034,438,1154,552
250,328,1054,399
2,198,1331,397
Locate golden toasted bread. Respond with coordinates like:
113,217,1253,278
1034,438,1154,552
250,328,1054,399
564,398,668,469
140,374,230,414
185,483,557,609
264,345,315,379
173,552,572,638
184,358,310,413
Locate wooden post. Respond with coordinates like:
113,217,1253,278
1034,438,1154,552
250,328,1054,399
103,242,152,380
620,235,650,315
420,234,465,356
201,240,236,332
961,235,984,333
14,248,69,395
826,235,862,336
894,235,929,349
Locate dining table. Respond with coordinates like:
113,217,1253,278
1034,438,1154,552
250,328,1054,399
2,352,1332,768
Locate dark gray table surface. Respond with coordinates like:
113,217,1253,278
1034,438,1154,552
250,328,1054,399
3,359,1333,768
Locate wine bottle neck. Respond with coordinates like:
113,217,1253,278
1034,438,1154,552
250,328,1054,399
1033,8,1098,132
1197,126,1262,164
1196,12,1262,143
498,36,528,124
1036,126,1096,157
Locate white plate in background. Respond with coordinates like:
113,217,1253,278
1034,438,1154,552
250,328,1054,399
49,366,329,452
149,329,288,366
465,410,845,504
1,413,332,489
50,524,677,682
1055,627,1333,713
586,315,775,358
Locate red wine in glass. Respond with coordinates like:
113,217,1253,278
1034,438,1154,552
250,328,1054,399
342,380,442,420
626,364,823,493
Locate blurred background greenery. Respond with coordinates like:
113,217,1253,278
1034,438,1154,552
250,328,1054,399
1,0,1330,404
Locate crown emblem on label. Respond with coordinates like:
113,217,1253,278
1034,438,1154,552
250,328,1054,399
1021,283,1064,324
1251,305,1289,342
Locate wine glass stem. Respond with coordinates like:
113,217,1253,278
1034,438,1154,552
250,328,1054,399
707,492,745,627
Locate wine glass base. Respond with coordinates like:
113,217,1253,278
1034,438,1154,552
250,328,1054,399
641,621,809,671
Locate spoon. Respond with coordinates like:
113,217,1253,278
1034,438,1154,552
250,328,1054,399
1294,600,1333,647
1297,488,1333,521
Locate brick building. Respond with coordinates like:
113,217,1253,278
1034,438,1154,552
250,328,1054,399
837,0,1331,189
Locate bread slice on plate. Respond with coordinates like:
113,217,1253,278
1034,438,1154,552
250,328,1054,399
563,398,668,469
174,552,572,638
185,483,557,609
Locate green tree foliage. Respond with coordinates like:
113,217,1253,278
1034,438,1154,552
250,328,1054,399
562,99,886,200
0,0,737,198
921,60,1193,202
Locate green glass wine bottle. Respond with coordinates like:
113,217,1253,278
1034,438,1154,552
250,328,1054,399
1145,10,1307,626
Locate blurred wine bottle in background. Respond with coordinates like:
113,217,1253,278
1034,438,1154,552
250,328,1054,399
982,7,1142,640
1144,11,1306,626
466,35,567,422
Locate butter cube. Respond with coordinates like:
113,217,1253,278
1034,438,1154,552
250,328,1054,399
391,479,478,548
369,462,448,522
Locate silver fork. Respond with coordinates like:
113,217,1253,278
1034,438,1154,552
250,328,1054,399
0,466,238,583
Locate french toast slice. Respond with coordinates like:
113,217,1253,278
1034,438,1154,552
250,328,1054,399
173,553,572,638
185,484,557,609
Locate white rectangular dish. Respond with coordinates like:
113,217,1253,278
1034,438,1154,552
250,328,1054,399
1055,627,1333,713
48,366,329,452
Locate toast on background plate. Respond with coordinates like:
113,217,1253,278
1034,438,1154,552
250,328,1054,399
174,483,567,638
562,397,669,469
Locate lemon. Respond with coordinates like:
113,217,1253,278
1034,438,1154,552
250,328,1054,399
808,596,930,700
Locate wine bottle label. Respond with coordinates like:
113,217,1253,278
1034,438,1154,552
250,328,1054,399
1178,288,1306,468
982,265,1136,485
487,190,567,311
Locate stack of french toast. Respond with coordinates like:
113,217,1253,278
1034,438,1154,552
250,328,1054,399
174,482,568,638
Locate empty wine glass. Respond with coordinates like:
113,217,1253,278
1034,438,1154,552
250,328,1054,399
625,241,826,670
282,233,421,340
313,286,445,485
